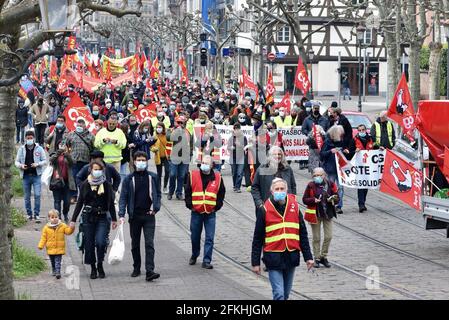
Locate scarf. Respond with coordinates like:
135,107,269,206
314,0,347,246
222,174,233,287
87,173,106,195
47,221,61,228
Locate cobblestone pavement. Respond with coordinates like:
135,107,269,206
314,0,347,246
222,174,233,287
12,162,449,300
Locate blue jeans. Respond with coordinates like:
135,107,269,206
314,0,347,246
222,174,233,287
268,267,296,300
327,173,344,209
190,212,216,263
49,254,62,274
120,162,129,187
52,184,71,218
16,125,25,144
72,161,88,198
82,215,109,265
230,164,244,189
169,162,189,196
23,174,41,218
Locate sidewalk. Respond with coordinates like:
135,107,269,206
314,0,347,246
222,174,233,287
12,189,272,300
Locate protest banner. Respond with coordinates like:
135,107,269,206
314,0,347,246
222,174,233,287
277,126,309,160
336,150,385,189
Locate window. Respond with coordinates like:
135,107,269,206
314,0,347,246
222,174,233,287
364,28,372,46
277,26,290,43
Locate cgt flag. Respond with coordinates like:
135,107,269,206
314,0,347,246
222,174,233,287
379,149,422,210
265,70,275,104
294,57,311,95
387,73,416,141
62,94,97,134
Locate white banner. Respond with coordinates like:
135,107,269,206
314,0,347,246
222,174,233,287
215,125,254,161
336,150,385,189
277,126,309,161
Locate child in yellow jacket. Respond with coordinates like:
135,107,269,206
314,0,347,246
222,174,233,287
38,209,75,279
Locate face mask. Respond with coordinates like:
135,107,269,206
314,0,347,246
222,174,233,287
56,123,64,129
162,107,168,113
279,111,285,117
270,116,275,122
273,191,287,202
26,139,34,146
114,102,119,108
76,126,84,133
219,98,224,102
170,105,176,111
200,119,206,124
359,132,366,138
128,104,133,108
143,128,149,133
156,127,163,134
92,170,103,178
313,176,324,184
95,126,100,131
313,110,320,116
238,117,245,123
200,163,211,173
135,161,147,171
306,107,311,113
214,113,220,119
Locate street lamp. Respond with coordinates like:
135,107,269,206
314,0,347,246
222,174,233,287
356,24,366,112
308,48,315,99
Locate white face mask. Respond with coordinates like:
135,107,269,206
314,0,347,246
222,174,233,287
279,111,285,117
156,127,163,134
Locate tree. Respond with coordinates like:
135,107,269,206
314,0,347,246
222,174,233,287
0,0,141,300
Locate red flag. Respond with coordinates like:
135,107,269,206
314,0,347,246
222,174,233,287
105,59,112,81
241,66,258,93
443,146,449,183
179,57,189,85
150,57,160,79
266,71,275,104
134,103,158,123
63,95,97,134
57,68,79,94
49,59,58,81
294,57,311,95
388,73,416,141
61,35,76,72
379,149,422,210
274,92,291,113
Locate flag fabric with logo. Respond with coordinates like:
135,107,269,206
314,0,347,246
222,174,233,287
387,73,416,141
274,92,292,113
62,94,97,134
266,71,275,104
379,149,422,210
18,78,34,99
294,57,311,95
179,57,189,85
313,124,323,150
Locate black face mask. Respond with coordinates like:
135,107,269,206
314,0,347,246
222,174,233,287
313,110,320,116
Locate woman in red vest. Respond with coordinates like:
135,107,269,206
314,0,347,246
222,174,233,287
251,178,313,300
302,167,339,268
185,155,226,269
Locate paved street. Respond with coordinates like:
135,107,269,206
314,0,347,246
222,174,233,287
12,156,449,300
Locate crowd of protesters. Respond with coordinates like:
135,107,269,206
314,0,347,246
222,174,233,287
15,72,396,300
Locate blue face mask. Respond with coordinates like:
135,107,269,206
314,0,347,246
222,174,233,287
200,164,211,173
26,139,34,146
313,176,324,184
92,170,103,178
135,161,147,171
75,126,84,133
273,191,287,202
92,111,99,116
359,132,366,137
56,123,64,129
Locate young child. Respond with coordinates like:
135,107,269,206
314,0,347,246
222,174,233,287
38,209,75,279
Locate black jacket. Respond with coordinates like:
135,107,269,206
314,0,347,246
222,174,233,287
71,180,117,222
185,170,226,213
251,195,313,269
16,106,29,127
332,114,353,150
76,162,121,192
251,164,297,209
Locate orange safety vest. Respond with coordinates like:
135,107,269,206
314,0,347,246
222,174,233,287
263,194,301,252
191,170,221,214
196,147,221,163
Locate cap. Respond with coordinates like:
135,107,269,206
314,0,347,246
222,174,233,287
331,101,338,108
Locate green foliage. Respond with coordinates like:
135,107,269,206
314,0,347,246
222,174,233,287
434,188,449,199
11,207,27,228
16,292,32,300
11,165,23,197
12,239,46,279
420,46,448,97
420,46,430,70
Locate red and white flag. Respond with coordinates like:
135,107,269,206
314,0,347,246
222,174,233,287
387,73,416,141
134,103,158,123
62,94,97,135
265,71,275,104
179,57,189,85
241,66,259,101
294,57,311,95
379,149,422,210
313,124,323,150
274,92,292,113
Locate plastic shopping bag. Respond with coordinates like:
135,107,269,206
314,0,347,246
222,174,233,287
108,223,125,265
41,166,53,186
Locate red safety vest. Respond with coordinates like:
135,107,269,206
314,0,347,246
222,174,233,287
263,194,301,252
191,170,221,214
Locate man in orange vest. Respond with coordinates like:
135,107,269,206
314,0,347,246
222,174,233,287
251,178,313,300
185,155,226,269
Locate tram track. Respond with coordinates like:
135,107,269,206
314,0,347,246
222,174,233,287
222,199,426,300
160,201,314,301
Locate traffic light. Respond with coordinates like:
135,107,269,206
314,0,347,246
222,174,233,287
200,48,208,67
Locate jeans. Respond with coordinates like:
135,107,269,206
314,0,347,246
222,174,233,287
169,162,189,196
16,125,25,144
72,161,88,199
82,215,109,265
52,184,71,219
190,212,216,263
130,213,156,272
120,162,129,187
268,267,296,300
310,218,333,259
357,189,368,207
23,174,41,218
49,254,62,274
327,174,344,209
34,123,47,146
156,157,170,190
230,164,244,189
343,87,351,100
